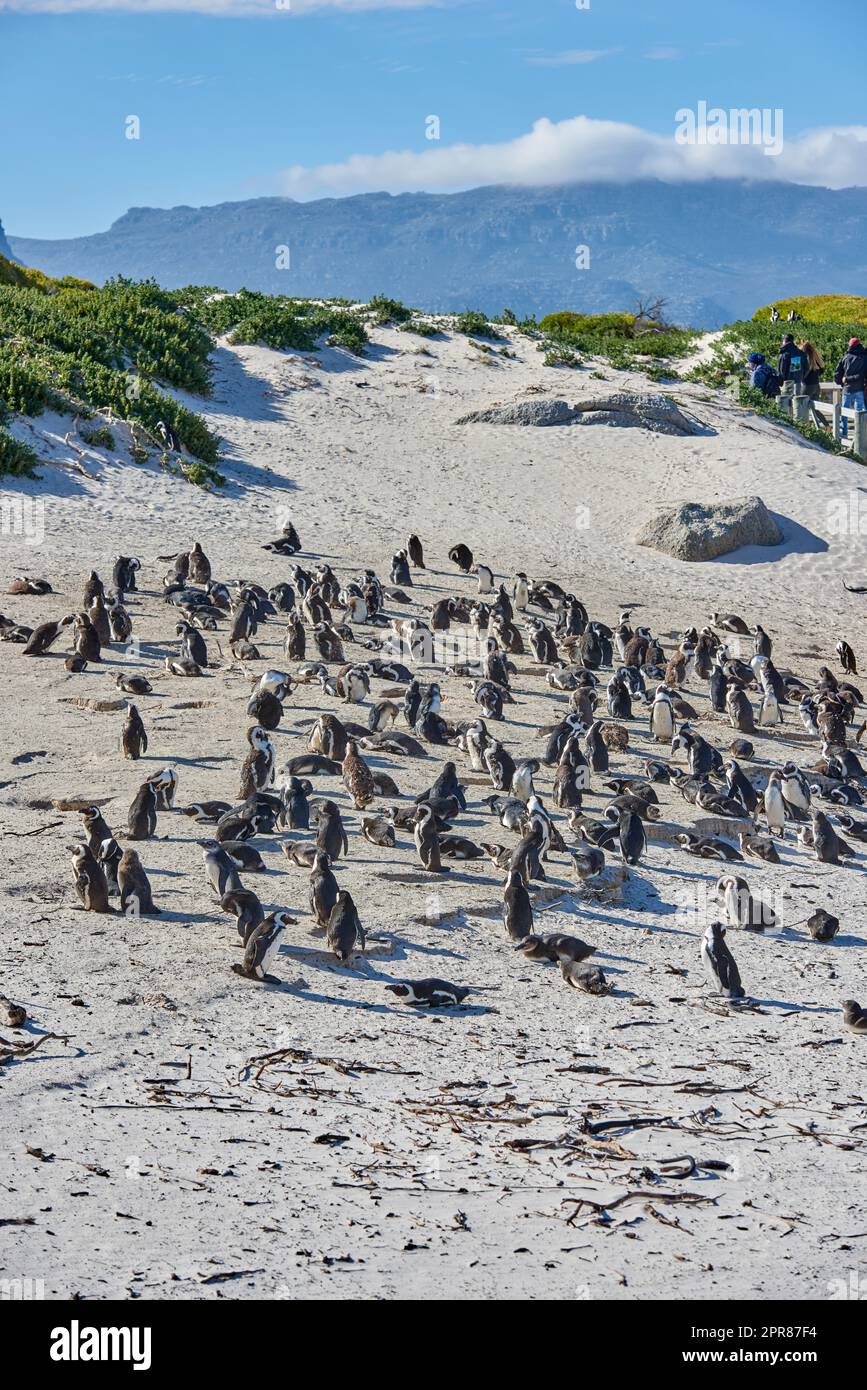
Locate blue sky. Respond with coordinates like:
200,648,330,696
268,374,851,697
1,0,864,239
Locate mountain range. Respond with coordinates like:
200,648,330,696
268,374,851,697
8,180,867,328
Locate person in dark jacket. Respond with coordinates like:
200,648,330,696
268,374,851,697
747,352,780,398
778,335,805,389
835,338,867,439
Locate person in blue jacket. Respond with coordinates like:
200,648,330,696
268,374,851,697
748,352,780,397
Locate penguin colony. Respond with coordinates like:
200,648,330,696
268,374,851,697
3,528,866,1031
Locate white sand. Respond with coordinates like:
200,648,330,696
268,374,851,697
1,322,866,1301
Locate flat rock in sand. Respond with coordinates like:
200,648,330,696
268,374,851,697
456,392,702,434
635,495,783,562
455,399,577,426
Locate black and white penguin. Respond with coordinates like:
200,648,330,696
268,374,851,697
232,911,295,982
724,759,759,815
67,844,110,913
484,739,516,792
842,1000,867,1035
701,921,745,999
560,959,610,995
201,839,244,898
118,849,160,916
807,909,839,943
80,805,112,855
449,543,474,573
222,840,266,874
649,686,675,743
716,873,775,931
146,767,177,811
781,762,811,817
98,836,123,897
407,534,425,569
108,595,133,645
414,803,448,873
475,563,494,595
615,807,645,866
390,550,412,587
281,776,311,830
836,639,858,676
176,620,208,668
503,869,533,941
263,519,302,554
763,770,787,837
116,671,153,696
726,686,755,734
316,800,349,861
112,556,140,594
221,888,265,944
385,979,469,1007
238,725,275,800
127,781,158,840
326,890,365,962
708,652,728,713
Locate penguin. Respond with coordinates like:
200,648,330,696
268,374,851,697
616,807,645,866
112,556,141,594
737,830,781,864
449,543,474,573
93,835,121,898
503,869,533,941
180,800,232,824
807,909,839,943
282,841,320,869
79,805,112,856
268,583,296,614
306,850,338,928
439,835,484,860
146,767,177,811
22,616,73,656
649,687,675,743
414,803,448,873
127,781,158,840
232,911,295,983
708,653,728,713
407,534,425,569
569,845,605,878
527,618,557,665
221,888,265,944
284,613,306,661
316,800,349,861
201,839,244,898
511,758,540,805
716,874,775,931
559,960,610,995
484,740,516,792
511,572,530,611
836,639,858,676
239,725,275,800
726,686,755,734
116,672,153,697
108,596,133,645
677,834,742,862
67,843,111,912
342,739,376,810
82,571,104,608
222,841,267,873
118,849,160,916
177,620,208,668
701,922,745,999
281,777,311,831
88,593,112,647
763,770,787,837
73,614,101,662
326,890,365,963
811,810,845,865
753,624,773,659
781,762,811,817
834,812,867,843
584,720,609,774
263,519,302,554
724,760,759,815
362,816,396,848
246,684,283,731
187,541,211,584
842,1000,867,1036
385,979,469,1008
475,564,494,595
165,654,201,677
390,550,412,587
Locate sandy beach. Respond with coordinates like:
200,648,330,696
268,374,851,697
1,322,866,1302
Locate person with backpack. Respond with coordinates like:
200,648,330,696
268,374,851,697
778,334,805,391
834,337,867,440
748,351,780,398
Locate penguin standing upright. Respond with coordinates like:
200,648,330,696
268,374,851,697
763,771,787,837
238,725,275,800
407,534,425,569
127,781,158,840
649,687,674,743
233,911,294,982
701,921,745,999
67,844,110,913
118,849,160,916
414,803,448,873
503,869,533,941
201,840,244,898
309,849,339,927
812,810,844,864
99,837,123,898
316,800,349,861
327,890,365,962
281,776,311,830
616,807,645,866
81,805,112,855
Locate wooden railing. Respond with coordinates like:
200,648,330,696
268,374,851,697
779,382,867,459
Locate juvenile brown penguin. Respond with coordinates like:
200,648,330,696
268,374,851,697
67,843,110,913
121,704,147,760
342,739,376,810
118,848,160,916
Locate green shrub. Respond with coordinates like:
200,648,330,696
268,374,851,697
543,345,582,368
368,294,413,325
455,309,501,339
400,318,439,337
540,310,635,340
0,427,39,478
80,425,116,450
754,295,867,327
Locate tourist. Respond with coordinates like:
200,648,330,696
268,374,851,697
834,337,867,440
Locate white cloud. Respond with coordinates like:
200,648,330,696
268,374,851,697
644,46,682,61
526,48,621,68
0,0,442,13
273,115,867,198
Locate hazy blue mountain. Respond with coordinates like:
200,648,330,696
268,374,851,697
0,219,16,263
9,180,867,328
